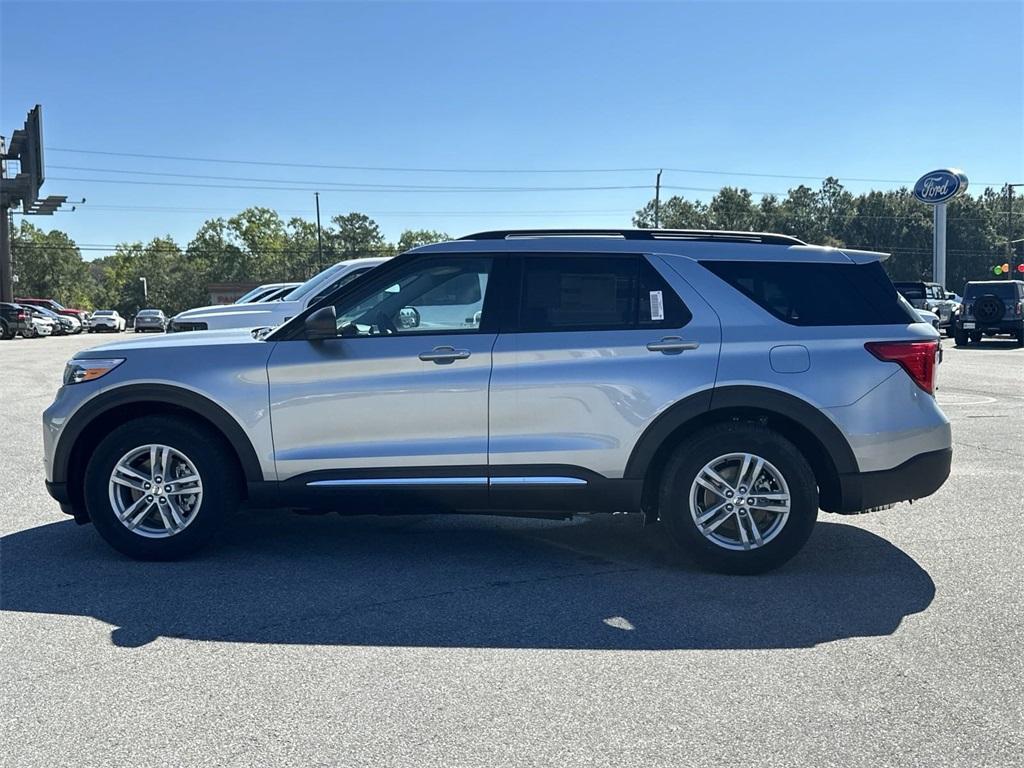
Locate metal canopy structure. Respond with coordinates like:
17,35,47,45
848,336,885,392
1,104,72,302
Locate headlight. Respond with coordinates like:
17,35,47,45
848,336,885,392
63,358,125,385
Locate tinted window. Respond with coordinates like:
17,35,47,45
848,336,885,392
518,255,690,332
964,283,1017,300
893,282,926,299
704,260,917,326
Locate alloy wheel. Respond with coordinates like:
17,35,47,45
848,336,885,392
108,444,204,538
688,452,791,551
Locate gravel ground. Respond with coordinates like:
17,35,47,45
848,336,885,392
2,332,1022,767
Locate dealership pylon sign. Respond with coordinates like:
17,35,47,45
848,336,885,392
913,169,968,288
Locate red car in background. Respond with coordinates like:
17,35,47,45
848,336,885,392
15,298,88,332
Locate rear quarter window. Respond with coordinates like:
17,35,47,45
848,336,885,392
703,260,917,326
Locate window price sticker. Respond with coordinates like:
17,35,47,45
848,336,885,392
649,290,664,321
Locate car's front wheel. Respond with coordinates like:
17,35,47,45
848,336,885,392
84,416,240,560
659,423,818,574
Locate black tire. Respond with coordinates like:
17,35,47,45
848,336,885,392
1016,325,1024,347
0,320,11,340
954,329,968,347
970,331,982,343
658,423,818,574
84,416,240,560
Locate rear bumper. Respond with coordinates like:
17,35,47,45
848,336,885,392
958,318,1023,333
830,447,952,513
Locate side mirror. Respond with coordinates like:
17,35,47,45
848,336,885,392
304,306,337,340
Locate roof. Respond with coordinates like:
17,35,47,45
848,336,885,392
410,229,887,264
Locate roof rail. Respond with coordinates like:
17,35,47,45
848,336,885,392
457,228,805,246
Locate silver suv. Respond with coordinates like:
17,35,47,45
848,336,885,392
43,229,952,573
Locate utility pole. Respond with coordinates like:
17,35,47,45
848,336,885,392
1007,184,1023,279
654,169,662,229
139,276,148,304
314,192,324,274
0,135,11,303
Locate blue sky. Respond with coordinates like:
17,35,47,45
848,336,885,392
2,1,1022,258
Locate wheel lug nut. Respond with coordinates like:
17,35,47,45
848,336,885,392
146,495,154,502
726,490,734,498
739,486,747,493
158,496,167,503
748,498,756,505
726,504,734,511
165,485,173,492
155,476,163,484
144,483,151,490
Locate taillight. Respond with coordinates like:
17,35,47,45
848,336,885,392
1015,302,1022,317
865,340,939,395
17,311,26,320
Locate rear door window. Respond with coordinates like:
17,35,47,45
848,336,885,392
516,254,691,332
704,260,917,326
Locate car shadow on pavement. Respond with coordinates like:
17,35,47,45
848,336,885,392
0,511,934,650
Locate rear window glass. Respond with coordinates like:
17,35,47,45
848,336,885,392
964,283,1017,300
703,260,917,326
893,282,926,299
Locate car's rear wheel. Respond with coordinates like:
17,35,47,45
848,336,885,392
659,423,818,574
84,416,240,560
954,328,968,346
0,320,11,340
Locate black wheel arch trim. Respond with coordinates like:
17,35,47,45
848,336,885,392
624,385,859,480
52,383,264,485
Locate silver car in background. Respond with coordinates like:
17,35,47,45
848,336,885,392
43,230,951,574
133,309,167,333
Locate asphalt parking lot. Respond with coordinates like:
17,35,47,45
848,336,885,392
1,332,1022,767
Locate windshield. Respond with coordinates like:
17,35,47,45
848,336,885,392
255,286,294,302
965,283,1016,300
234,285,276,304
282,263,351,302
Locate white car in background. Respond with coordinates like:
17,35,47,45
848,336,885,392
168,258,389,332
88,310,127,333
23,310,55,338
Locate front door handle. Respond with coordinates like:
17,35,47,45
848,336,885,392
646,337,700,354
418,346,471,364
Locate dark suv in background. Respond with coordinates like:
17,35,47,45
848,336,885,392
953,280,1024,347
0,302,31,340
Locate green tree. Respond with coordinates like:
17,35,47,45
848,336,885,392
633,196,710,228
328,212,385,256
708,187,758,230
10,221,95,308
396,229,451,252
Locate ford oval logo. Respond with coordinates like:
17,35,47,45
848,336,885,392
913,168,968,204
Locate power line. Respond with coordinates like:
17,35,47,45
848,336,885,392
49,176,657,193
44,147,1009,187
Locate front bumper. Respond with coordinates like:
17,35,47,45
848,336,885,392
45,480,86,521
830,447,952,513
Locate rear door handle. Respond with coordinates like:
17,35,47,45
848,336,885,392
646,337,700,354
419,345,471,364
